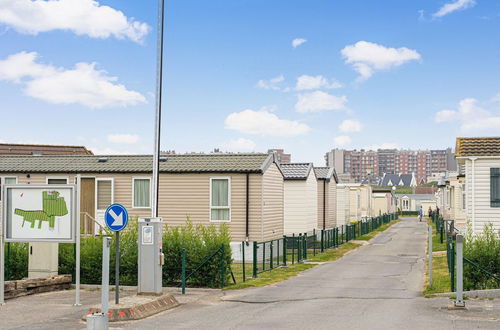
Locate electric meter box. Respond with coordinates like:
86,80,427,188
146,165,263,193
138,217,164,295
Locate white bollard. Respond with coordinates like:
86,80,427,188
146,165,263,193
87,237,111,330
428,226,433,286
455,234,465,308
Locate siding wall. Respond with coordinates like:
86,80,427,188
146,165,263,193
284,170,317,234
464,158,500,232
1,171,272,242
316,180,327,229
262,163,284,240
328,179,337,227
336,185,349,226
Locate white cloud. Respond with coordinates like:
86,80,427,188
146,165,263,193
292,38,306,48
89,146,131,155
434,97,500,132
256,75,284,91
341,41,421,81
433,0,476,18
0,0,150,42
0,51,146,108
339,119,363,133
334,135,352,146
364,143,399,151
295,75,342,90
225,109,310,137
222,138,256,152
295,91,347,113
107,134,139,144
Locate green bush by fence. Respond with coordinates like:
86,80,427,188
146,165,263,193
59,219,232,288
4,242,28,280
463,223,500,290
400,211,419,216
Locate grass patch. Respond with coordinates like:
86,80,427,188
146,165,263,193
226,263,315,290
356,220,400,241
424,255,451,296
426,217,446,252
307,242,361,262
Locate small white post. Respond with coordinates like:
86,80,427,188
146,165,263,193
455,234,465,307
75,174,81,306
101,237,111,317
428,226,433,286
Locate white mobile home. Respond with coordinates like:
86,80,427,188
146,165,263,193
314,167,338,230
281,163,317,234
456,137,500,233
336,184,351,226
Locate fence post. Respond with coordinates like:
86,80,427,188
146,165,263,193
454,235,465,307
451,238,455,293
321,230,324,252
292,233,295,264
428,226,433,287
220,245,226,289
262,241,266,272
270,240,274,270
297,234,302,263
252,241,257,278
242,242,246,282
181,248,186,294
283,236,287,266
303,233,307,260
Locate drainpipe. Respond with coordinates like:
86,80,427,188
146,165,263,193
323,180,326,230
245,173,250,243
469,157,477,232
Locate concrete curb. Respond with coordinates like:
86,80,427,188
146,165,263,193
83,294,179,322
435,289,500,299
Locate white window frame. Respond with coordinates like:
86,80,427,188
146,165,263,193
95,178,114,211
46,176,69,184
209,176,231,222
132,177,152,209
0,176,18,200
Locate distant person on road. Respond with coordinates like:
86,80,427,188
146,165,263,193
418,206,423,222
436,206,440,217
428,206,433,218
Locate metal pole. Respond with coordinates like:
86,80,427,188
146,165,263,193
115,232,120,304
428,226,433,287
181,248,186,294
152,0,166,218
75,174,81,306
241,242,246,282
455,234,465,307
0,218,4,305
102,237,111,318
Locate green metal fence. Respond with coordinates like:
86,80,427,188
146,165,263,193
241,212,399,281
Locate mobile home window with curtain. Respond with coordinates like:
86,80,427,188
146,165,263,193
210,177,230,221
491,168,500,207
133,178,151,208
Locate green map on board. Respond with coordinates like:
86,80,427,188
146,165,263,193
14,191,68,229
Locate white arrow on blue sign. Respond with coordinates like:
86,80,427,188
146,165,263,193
104,203,129,232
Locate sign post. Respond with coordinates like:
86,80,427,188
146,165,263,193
104,203,128,305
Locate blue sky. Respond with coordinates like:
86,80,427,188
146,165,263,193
1,0,500,164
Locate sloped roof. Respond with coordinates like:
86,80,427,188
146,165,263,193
280,163,313,180
0,143,93,155
0,153,275,173
380,173,414,187
455,137,500,157
399,194,436,200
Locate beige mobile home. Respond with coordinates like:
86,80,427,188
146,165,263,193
372,187,395,216
314,167,338,230
455,137,500,233
336,184,350,226
0,153,284,246
281,163,317,234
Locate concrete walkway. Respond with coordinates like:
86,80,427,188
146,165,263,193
1,217,498,329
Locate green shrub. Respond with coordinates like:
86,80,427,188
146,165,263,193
5,242,28,280
463,223,500,290
59,218,232,288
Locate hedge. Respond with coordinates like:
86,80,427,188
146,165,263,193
59,219,232,288
463,223,500,290
4,242,28,280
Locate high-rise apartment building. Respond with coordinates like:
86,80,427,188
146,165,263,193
325,148,456,183
268,149,291,164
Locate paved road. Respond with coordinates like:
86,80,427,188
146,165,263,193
120,217,499,329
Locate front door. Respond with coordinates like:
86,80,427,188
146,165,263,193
80,178,96,235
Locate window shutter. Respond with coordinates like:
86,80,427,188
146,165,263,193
491,168,500,207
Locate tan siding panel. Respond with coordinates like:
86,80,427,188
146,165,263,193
262,163,283,241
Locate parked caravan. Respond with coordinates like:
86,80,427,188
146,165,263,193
314,167,338,230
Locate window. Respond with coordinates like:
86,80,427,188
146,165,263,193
491,168,500,207
47,177,68,184
0,177,17,200
96,179,113,210
133,178,151,208
462,184,466,210
402,198,409,211
210,177,230,221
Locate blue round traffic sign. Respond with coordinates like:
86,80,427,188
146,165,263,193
104,203,129,232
